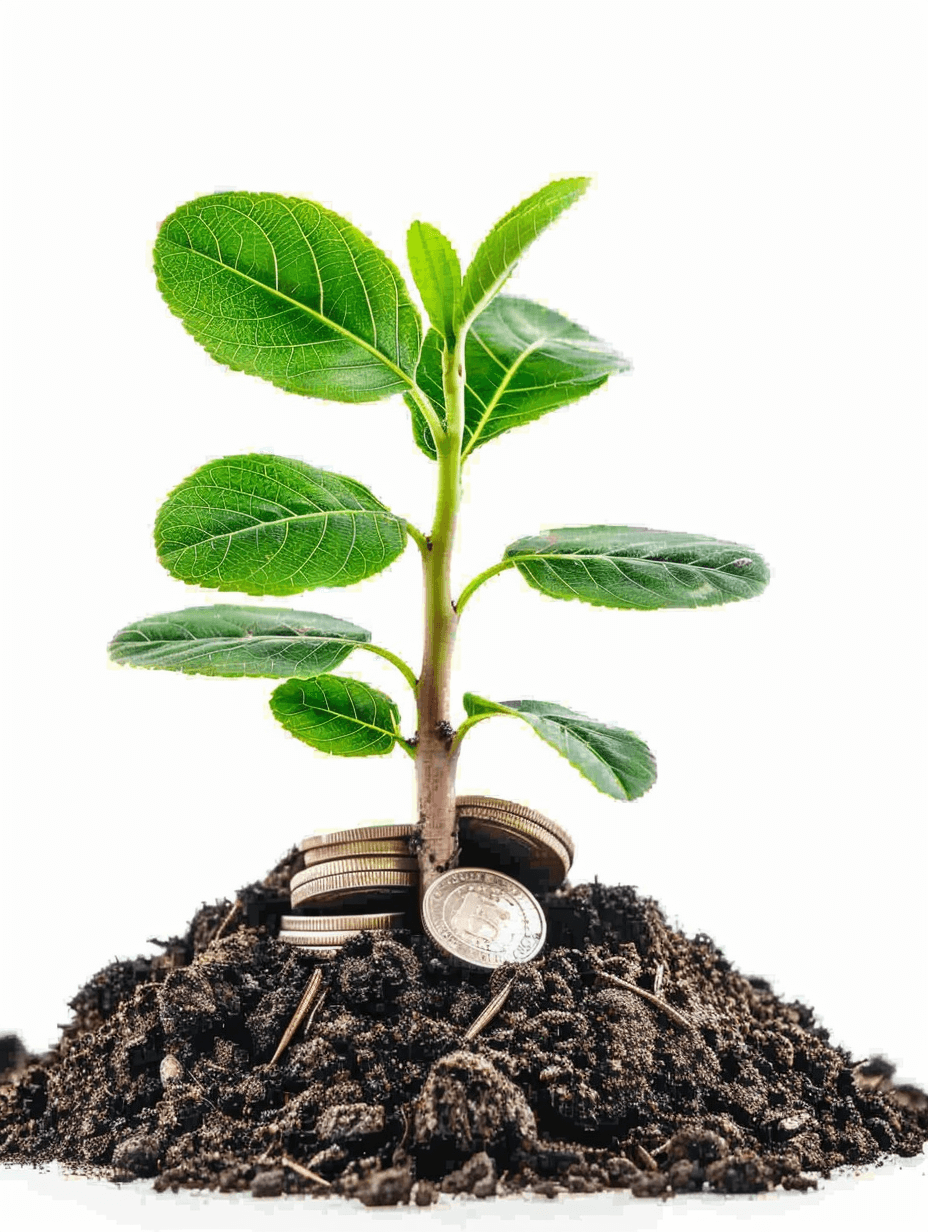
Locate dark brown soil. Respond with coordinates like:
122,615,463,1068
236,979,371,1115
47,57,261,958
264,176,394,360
2,851,925,1205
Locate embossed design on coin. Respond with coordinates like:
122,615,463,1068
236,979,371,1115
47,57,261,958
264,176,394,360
421,867,546,970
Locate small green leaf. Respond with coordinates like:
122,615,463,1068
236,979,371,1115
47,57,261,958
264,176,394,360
271,675,401,756
108,605,370,678
155,454,407,596
408,297,627,458
154,192,421,403
407,221,462,345
463,694,656,801
505,527,770,610
461,177,591,326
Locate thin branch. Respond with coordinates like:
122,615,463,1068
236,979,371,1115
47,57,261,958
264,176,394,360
406,382,446,447
211,898,241,942
280,1155,331,1186
269,968,324,1065
449,711,494,757
463,977,514,1042
455,560,514,615
355,642,419,694
404,521,429,557
594,968,695,1032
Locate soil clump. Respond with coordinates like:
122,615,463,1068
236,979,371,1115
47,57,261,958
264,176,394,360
2,850,925,1204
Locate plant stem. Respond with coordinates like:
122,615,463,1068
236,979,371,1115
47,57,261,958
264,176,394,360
416,340,466,899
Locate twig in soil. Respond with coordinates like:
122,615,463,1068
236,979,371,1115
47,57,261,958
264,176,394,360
654,962,665,998
212,898,242,943
281,1155,331,1186
463,978,515,1043
634,1144,659,1172
593,967,695,1032
269,967,324,1065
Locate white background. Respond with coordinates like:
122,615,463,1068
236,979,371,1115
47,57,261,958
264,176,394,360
1,1,925,1227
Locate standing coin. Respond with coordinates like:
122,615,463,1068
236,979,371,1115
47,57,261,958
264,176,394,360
456,796,575,863
456,808,570,889
421,867,547,970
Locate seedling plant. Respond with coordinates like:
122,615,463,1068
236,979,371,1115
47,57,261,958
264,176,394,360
110,179,769,899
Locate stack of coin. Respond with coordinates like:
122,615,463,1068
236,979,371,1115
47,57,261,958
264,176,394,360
278,910,407,958
284,799,572,964
456,796,573,892
284,824,417,955
293,823,417,907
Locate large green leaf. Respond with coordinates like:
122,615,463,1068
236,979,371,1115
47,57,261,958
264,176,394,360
108,605,369,678
460,178,590,327
504,527,769,610
407,221,461,345
464,694,656,801
154,192,421,403
155,454,407,596
408,297,627,458
271,675,401,756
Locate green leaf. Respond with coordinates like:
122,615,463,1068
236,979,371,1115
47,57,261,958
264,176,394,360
271,675,401,756
155,454,407,596
463,694,656,801
460,177,591,326
504,527,770,610
154,192,421,403
407,221,461,345
408,297,627,459
108,605,369,678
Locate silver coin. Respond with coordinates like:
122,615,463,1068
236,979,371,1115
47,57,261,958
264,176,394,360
421,867,547,970
278,928,392,947
456,796,575,863
290,869,417,909
300,823,415,852
291,855,418,892
303,838,412,867
457,810,570,889
280,912,405,933
281,944,340,958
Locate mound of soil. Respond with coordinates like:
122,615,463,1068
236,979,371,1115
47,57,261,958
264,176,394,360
2,851,925,1205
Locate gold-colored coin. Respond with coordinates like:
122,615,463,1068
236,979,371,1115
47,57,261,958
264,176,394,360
291,869,417,909
280,912,406,933
303,838,411,867
291,856,418,893
457,809,570,889
300,823,415,852
456,796,575,863
279,929,386,947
